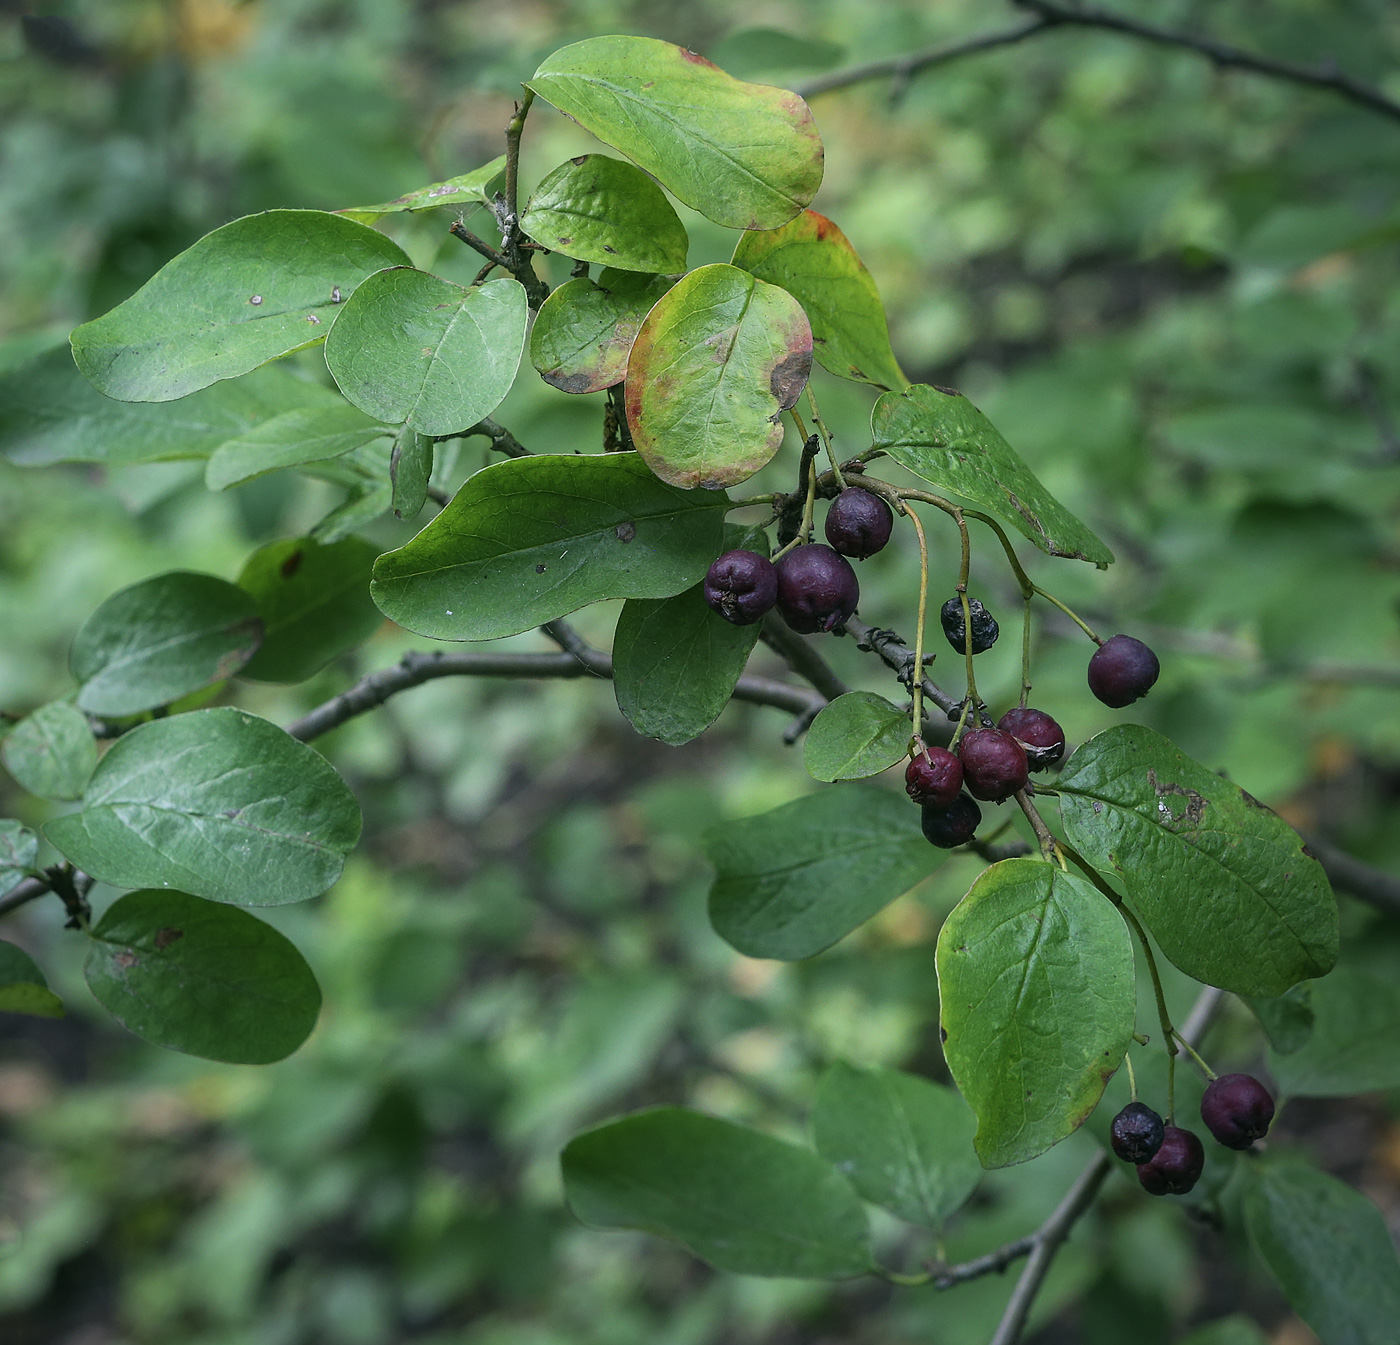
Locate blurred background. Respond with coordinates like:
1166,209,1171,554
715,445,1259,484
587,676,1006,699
3,1,1400,1341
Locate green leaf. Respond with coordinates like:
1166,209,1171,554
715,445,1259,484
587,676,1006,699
1,702,97,802
45,708,361,907
70,210,411,402
529,270,673,394
312,481,392,544
935,859,1136,1168
389,424,433,521
871,384,1114,566
626,263,811,488
1056,726,1338,997
562,1107,871,1278
1270,970,1400,1096
84,889,321,1063
521,155,689,273
237,536,383,683
0,819,39,890
528,36,823,230
336,156,506,223
732,209,906,391
705,784,940,960
811,1063,980,1228
205,404,390,491
324,270,527,436
1245,1158,1400,1345
804,692,908,782
0,942,63,1019
371,452,728,641
70,572,263,716
1246,981,1314,1056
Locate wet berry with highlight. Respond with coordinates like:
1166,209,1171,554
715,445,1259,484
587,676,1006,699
1110,1101,1165,1165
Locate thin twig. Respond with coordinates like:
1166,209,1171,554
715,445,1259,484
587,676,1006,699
1305,836,1400,918
462,417,531,458
759,613,852,704
845,615,961,718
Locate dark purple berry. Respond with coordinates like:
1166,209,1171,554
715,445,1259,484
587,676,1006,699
774,544,859,634
998,707,1066,772
824,488,893,560
958,728,1029,802
1200,1073,1275,1150
905,747,963,808
1087,634,1160,708
921,793,982,848
1110,1101,1166,1165
940,597,999,654
1137,1125,1205,1196
704,549,778,626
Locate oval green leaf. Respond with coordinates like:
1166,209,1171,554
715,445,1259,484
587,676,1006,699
804,691,908,782
205,403,390,491
1246,981,1315,1056
336,156,506,223
1,702,97,802
0,819,39,891
530,271,673,394
1269,970,1400,1097
389,424,433,521
0,941,63,1019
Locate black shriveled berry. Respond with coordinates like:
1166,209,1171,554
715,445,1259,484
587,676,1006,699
958,728,1029,802
774,544,859,634
1200,1073,1275,1150
824,488,893,560
905,747,963,808
921,793,982,848
1137,1126,1205,1196
940,597,999,654
1110,1101,1166,1165
998,707,1066,772
704,549,778,626
1087,634,1160,708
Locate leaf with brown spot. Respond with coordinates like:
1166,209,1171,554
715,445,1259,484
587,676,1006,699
530,271,674,395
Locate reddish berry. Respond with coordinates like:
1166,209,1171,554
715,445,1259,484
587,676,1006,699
1137,1126,1205,1196
774,544,859,634
704,550,777,625
824,488,893,559
905,747,963,807
940,597,999,654
1088,634,1160,708
1200,1073,1275,1150
997,707,1066,771
958,728,1029,802
1110,1101,1165,1164
921,794,982,848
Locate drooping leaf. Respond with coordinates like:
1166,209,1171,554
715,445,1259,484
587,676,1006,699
0,819,39,890
871,384,1114,565
732,210,906,391
1246,981,1315,1056
336,156,506,223
804,692,908,782
521,155,688,273
626,263,811,488
935,859,1136,1168
70,210,411,402
528,36,823,230
1,702,97,802
0,941,63,1019
69,572,263,716
84,889,321,1063
45,708,361,907
562,1107,872,1278
205,404,390,491
811,1063,980,1228
1056,726,1338,997
371,452,728,641
705,784,939,960
324,270,527,436
530,270,673,394
1270,969,1400,1096
389,425,433,521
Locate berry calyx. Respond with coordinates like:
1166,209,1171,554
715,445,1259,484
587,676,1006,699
957,728,1029,802
905,746,963,807
940,597,999,654
1200,1073,1275,1150
1087,634,1160,708
703,549,778,626
1136,1126,1205,1196
997,707,1066,771
1110,1101,1166,1165
921,793,982,848
774,544,859,634
824,487,893,559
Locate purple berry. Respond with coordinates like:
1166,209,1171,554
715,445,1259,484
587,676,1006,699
940,597,999,654
1088,634,1160,708
1137,1125,1205,1196
703,549,778,625
774,544,859,634
1110,1101,1166,1165
921,794,982,848
905,747,963,808
997,707,1066,772
824,488,893,559
958,728,1029,802
1200,1073,1275,1150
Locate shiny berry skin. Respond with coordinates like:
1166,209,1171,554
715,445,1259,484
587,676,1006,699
1110,1101,1166,1165
1087,634,1160,708
958,729,1029,802
997,707,1066,771
1200,1073,1275,1150
1137,1126,1205,1196
940,597,999,654
703,550,778,626
824,488,893,559
921,794,982,848
905,747,963,807
774,544,859,634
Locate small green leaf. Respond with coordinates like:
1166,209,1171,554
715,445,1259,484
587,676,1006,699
528,36,823,230
936,859,1135,1168
521,155,688,273
1056,726,1338,997
871,384,1114,565
0,942,63,1019
1270,970,1400,1096
1246,982,1315,1056
390,425,433,521
70,210,411,402
45,708,361,907
562,1107,872,1278
530,271,673,394
84,889,321,1063
0,820,39,890
733,209,906,391
371,452,728,641
626,263,812,488
804,692,908,782
70,572,263,717
205,404,390,491
1,702,97,802
312,481,392,544
811,1063,980,1228
325,270,527,436
705,785,940,960
336,156,506,223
